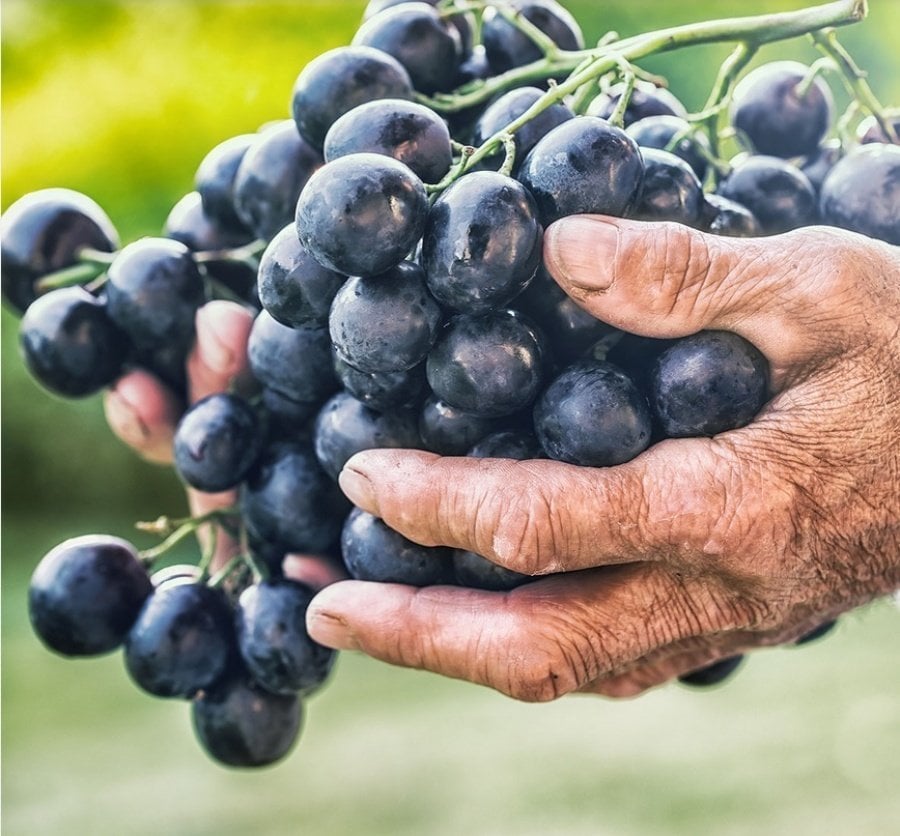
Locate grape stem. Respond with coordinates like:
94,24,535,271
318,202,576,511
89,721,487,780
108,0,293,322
418,0,867,191
136,507,240,566
810,28,898,144
35,261,106,294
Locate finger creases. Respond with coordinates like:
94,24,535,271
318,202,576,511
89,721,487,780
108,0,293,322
338,440,785,581
307,564,754,702
542,216,861,372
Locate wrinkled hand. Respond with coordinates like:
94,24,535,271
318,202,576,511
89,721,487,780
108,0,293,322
307,217,900,700
104,299,342,588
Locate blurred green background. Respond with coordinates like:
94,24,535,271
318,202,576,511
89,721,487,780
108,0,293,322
2,2,899,834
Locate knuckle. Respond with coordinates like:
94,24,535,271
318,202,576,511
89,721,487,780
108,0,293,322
488,482,563,574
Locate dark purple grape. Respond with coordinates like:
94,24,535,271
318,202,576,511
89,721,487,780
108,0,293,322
632,147,703,225
363,0,474,56
352,3,462,95
700,194,761,238
163,192,258,305
334,357,427,413
292,46,414,149
19,286,128,398
454,44,491,85
260,387,319,444
651,331,769,438
518,117,645,225
418,394,501,455
329,261,442,374
678,655,744,687
236,579,335,696
468,429,544,460
124,582,235,698
324,99,452,183
857,113,900,145
795,619,838,645
730,61,833,159
587,81,687,126
28,535,151,657
423,171,542,313
341,508,452,585
626,115,710,181
472,87,574,172
241,442,349,553
233,121,323,242
819,144,900,245
799,139,842,195
313,392,421,480
247,311,338,405
105,237,206,363
481,0,583,74
717,156,817,234
257,224,345,329
195,134,256,234
453,550,532,591
427,310,545,418
515,265,617,364
296,153,428,277
173,393,262,492
534,360,652,466
192,670,302,768
1,188,119,314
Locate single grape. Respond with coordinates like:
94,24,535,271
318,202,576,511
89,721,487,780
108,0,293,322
233,121,323,241
534,360,652,466
363,0,475,57
241,442,349,554
700,194,761,238
341,508,453,585
799,139,842,195
195,134,256,234
352,3,462,95
329,261,442,374
453,550,532,591
1,188,119,314
192,670,302,768
236,579,336,696
650,331,769,438
626,115,710,181
260,387,319,444
717,155,817,234
632,147,704,225
427,310,545,418
124,582,235,698
423,171,542,313
291,46,414,149
247,311,338,406
418,394,502,455
587,81,688,126
481,0,583,74
296,153,428,277
730,61,833,159
313,391,421,480
518,117,645,225
173,393,263,492
257,224,345,329
334,357,428,413
324,99,452,183
19,286,128,398
795,619,838,645
678,655,745,687
467,429,544,460
472,87,574,172
819,144,900,245
29,535,152,657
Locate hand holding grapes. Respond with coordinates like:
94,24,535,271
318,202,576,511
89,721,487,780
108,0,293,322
305,217,900,700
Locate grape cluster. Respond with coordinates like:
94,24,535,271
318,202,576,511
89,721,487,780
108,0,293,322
4,0,897,768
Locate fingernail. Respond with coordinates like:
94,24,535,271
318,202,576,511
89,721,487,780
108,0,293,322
307,607,359,651
545,216,620,291
338,466,379,516
195,306,236,375
105,388,150,447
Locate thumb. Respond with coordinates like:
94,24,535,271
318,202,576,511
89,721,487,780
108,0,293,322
542,216,855,380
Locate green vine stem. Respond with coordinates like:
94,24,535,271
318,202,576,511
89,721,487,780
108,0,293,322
498,133,518,176
810,27,898,144
607,65,637,128
494,2,561,60
136,507,240,567
35,261,107,293
419,0,866,192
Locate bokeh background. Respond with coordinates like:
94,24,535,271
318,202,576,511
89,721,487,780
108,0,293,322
2,1,899,834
